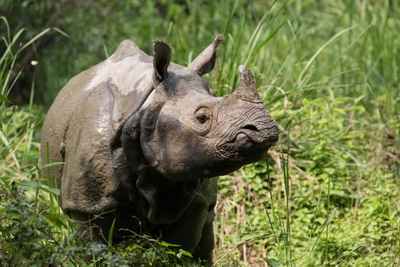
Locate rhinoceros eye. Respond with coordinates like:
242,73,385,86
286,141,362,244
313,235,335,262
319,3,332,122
196,113,209,124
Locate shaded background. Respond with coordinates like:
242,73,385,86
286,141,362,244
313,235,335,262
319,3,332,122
2,0,272,107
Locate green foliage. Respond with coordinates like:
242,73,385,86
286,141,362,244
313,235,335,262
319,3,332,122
1,0,400,266
212,0,400,266
0,176,199,266
0,179,56,265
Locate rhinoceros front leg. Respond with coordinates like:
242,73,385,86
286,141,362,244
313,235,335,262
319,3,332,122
159,200,215,265
155,178,218,265
192,210,216,264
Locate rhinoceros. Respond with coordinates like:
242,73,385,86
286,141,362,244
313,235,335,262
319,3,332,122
40,35,278,264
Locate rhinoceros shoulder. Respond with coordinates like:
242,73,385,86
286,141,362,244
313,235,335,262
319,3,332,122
109,40,149,63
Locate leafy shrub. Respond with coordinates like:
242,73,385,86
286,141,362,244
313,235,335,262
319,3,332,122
0,179,56,266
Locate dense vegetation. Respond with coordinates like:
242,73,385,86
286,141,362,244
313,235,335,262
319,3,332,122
1,0,399,266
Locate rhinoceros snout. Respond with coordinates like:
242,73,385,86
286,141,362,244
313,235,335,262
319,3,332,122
235,123,278,149
260,121,279,144
239,114,279,143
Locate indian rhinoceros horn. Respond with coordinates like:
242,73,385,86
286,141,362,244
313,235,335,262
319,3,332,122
232,65,264,103
188,34,223,75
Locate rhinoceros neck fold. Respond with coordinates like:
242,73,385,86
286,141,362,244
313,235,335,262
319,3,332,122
136,172,202,224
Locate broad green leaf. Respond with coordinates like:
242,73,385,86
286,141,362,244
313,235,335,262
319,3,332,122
0,94,12,103
264,258,281,267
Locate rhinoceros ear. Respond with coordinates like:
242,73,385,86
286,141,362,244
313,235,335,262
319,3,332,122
153,41,172,85
188,35,223,76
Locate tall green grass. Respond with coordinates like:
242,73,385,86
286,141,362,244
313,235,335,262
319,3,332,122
1,0,400,266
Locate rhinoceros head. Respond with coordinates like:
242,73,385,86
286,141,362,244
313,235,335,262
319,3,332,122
122,36,278,182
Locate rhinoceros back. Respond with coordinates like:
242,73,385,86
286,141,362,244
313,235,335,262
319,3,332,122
40,40,182,214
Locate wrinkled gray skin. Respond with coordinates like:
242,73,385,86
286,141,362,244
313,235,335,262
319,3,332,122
40,35,278,264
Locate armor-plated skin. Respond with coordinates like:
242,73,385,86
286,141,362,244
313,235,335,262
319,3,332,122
40,36,279,264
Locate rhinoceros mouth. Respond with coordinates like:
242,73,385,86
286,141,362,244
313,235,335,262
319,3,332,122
216,124,278,161
235,123,279,146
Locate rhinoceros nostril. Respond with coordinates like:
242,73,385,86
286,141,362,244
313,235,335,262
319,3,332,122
242,125,259,132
